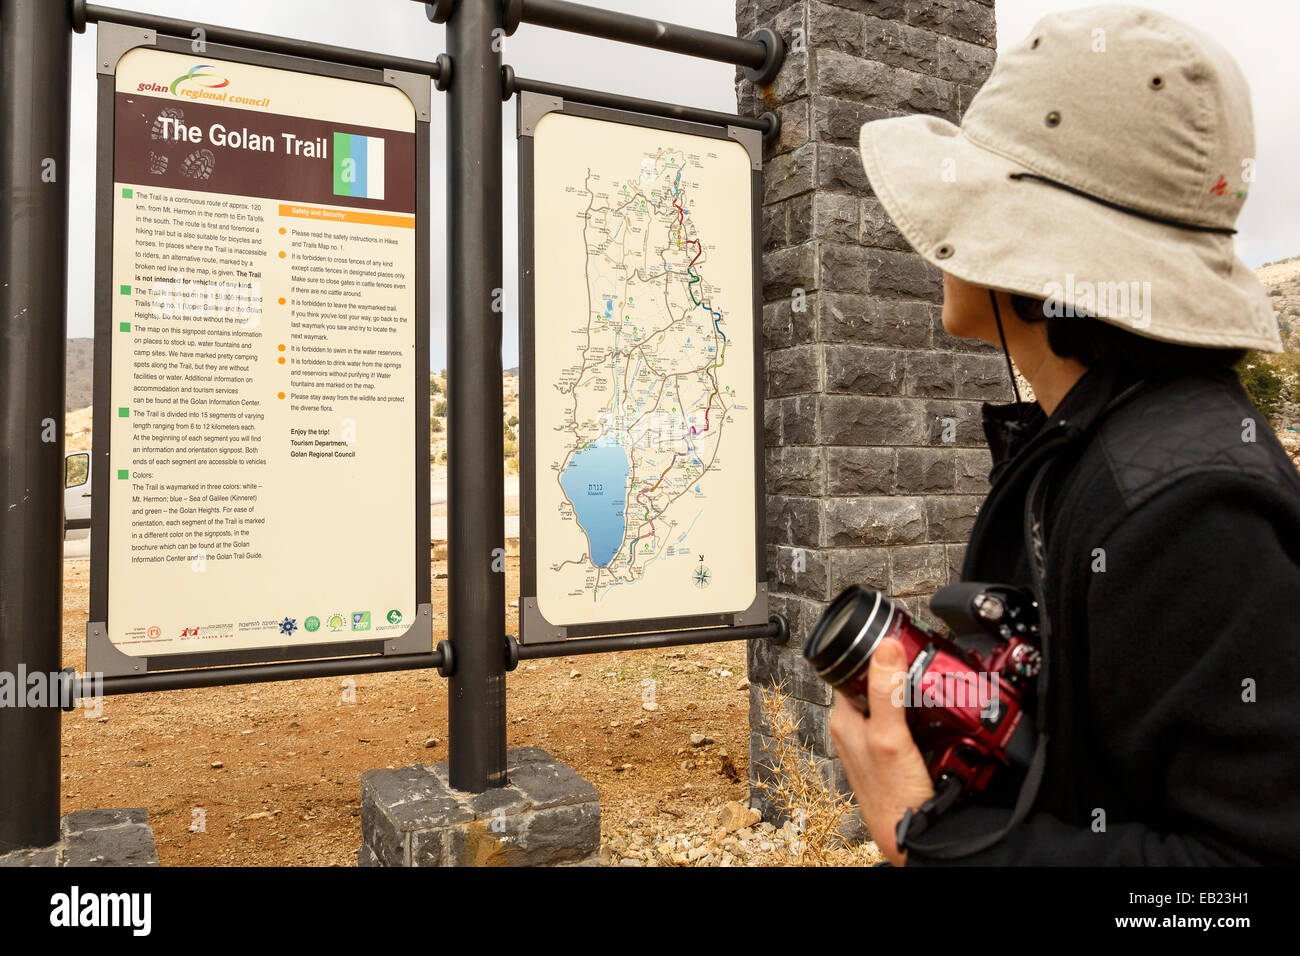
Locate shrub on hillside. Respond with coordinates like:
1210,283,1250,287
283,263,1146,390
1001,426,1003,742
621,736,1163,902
1237,353,1285,423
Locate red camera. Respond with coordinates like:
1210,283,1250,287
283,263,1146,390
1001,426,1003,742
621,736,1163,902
803,583,1041,801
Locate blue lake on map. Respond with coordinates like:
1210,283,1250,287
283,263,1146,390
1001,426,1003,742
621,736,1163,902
560,439,630,568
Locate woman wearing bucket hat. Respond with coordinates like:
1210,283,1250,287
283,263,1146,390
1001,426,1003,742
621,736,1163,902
828,5,1300,865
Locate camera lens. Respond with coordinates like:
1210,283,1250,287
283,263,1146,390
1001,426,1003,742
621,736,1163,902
802,586,897,687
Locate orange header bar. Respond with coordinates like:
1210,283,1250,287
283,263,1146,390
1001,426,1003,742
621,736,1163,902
278,203,416,229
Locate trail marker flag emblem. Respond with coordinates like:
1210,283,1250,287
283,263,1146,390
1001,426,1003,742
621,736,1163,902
333,132,385,200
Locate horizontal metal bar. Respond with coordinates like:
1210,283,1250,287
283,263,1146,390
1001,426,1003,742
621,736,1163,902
78,2,445,79
516,0,767,70
78,650,444,697
516,615,787,661
511,74,771,135
65,518,91,531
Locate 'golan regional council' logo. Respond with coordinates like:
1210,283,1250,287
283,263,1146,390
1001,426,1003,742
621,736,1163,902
170,64,229,96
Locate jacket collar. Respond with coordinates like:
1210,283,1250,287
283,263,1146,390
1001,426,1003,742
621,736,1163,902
981,357,1137,482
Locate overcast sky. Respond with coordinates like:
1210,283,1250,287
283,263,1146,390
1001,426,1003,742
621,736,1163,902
66,0,1299,368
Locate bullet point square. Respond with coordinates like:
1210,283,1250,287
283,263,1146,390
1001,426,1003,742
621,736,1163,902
122,188,133,199
118,407,129,418
119,284,131,295
117,469,129,480
119,322,131,332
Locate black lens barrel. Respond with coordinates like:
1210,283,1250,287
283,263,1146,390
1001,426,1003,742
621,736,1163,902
802,586,895,687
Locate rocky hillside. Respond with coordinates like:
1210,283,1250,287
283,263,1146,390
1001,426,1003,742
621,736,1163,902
1258,254,1300,351
66,338,93,411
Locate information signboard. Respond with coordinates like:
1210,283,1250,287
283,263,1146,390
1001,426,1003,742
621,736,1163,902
517,94,767,643
88,28,431,676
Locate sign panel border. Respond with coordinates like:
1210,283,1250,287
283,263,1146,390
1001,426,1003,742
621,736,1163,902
87,26,433,679
517,93,768,644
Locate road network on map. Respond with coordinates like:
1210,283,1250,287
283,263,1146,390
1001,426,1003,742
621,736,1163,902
549,147,737,602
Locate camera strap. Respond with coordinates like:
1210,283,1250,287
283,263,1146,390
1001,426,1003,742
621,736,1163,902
896,454,1058,859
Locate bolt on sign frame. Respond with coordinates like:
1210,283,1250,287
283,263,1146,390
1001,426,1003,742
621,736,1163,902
85,22,434,686
516,93,769,644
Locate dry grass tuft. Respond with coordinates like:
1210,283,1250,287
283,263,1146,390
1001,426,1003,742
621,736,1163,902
753,683,884,867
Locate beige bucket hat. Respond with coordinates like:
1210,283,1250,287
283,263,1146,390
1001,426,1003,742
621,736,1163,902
858,4,1282,352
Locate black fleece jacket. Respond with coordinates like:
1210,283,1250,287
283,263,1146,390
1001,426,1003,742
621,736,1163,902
907,356,1300,865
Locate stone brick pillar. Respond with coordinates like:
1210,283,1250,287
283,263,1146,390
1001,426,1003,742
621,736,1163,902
735,0,1004,839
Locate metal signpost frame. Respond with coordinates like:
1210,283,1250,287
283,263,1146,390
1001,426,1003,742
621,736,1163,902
83,23,436,691
515,92,770,645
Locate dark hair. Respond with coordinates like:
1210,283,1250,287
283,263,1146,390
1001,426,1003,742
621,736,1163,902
1008,294,1245,374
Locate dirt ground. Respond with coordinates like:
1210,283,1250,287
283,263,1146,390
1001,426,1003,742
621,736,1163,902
59,544,756,866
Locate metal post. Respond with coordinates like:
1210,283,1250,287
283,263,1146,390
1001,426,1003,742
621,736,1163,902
444,0,508,792
0,0,73,853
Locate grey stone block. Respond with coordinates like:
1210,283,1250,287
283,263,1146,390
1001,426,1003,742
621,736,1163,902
822,395,927,446
828,547,891,594
889,544,949,595
895,446,957,494
749,681,835,757
820,294,934,348
360,748,600,867
748,621,832,705
862,12,941,74
812,95,895,148
816,143,872,194
764,142,815,206
766,446,826,496
505,746,600,811
924,398,986,446
2,808,160,867
61,824,158,867
62,807,147,830
0,847,58,867
807,1,869,57
860,196,911,251
766,592,833,658
826,446,894,496
762,242,816,300
812,192,861,243
954,447,992,492
819,0,907,20
764,396,783,447
946,543,967,580
766,493,823,548
955,352,1013,400
865,248,944,302
762,202,788,253
788,192,814,246
904,350,956,397
905,0,996,49
925,494,984,542
824,344,906,396
778,393,822,445
772,98,811,155
825,495,926,547
762,299,795,351
767,344,823,396
768,543,830,600
937,33,997,86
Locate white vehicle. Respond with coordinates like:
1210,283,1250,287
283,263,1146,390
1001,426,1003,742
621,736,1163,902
65,450,91,541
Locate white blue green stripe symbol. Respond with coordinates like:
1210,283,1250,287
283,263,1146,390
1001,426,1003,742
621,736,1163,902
333,132,385,200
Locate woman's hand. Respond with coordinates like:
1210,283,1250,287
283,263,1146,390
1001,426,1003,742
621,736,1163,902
828,637,935,866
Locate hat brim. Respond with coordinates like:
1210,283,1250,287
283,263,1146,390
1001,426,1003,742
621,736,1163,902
859,114,1282,352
